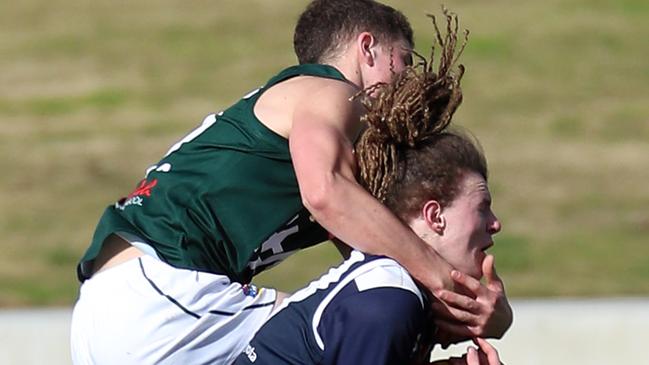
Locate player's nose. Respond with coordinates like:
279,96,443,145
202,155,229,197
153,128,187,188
488,211,501,235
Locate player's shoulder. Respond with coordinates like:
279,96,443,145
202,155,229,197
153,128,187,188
350,253,424,307
321,255,425,333
287,76,363,132
306,252,426,352
291,74,358,103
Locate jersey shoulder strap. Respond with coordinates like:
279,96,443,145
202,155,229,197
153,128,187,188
264,64,349,89
219,63,350,152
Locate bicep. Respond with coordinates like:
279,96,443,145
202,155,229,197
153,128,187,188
290,117,354,185
289,83,363,200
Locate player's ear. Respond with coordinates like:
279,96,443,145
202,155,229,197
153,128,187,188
357,32,376,66
422,200,445,234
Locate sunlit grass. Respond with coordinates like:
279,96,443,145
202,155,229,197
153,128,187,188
0,0,648,306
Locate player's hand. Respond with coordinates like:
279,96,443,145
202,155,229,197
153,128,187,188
469,338,502,365
425,338,502,365
431,255,512,344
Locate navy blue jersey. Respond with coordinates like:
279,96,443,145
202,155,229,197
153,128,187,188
234,251,428,365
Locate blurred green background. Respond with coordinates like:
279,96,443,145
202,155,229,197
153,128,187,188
0,0,647,306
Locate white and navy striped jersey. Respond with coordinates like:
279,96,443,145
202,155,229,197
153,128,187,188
233,251,428,365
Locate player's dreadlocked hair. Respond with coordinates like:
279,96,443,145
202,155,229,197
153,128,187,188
355,9,487,221
356,9,468,201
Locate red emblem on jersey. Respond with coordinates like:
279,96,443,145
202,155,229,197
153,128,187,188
127,178,158,199
116,178,158,210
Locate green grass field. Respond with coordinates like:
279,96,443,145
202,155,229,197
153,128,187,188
1,0,648,306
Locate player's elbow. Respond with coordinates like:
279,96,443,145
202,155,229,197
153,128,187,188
301,172,339,219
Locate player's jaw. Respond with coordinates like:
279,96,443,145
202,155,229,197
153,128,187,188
470,240,494,279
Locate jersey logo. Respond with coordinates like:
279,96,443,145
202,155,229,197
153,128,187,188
242,284,259,298
128,178,158,199
244,344,257,362
115,178,158,211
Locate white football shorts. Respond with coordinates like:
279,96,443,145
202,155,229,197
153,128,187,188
70,254,276,365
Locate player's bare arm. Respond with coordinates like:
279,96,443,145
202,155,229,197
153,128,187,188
288,78,456,292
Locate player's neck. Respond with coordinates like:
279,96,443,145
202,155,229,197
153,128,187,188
324,54,364,90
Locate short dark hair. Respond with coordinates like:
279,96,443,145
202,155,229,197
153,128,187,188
294,0,414,64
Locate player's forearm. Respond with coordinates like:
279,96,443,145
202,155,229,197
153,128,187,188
304,173,454,291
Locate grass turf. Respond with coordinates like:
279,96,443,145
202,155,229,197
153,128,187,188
0,0,648,305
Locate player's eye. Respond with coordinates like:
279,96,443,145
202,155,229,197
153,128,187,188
479,200,491,213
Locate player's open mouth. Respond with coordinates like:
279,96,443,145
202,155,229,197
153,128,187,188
481,242,494,252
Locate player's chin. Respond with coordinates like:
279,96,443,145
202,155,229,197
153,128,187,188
469,252,486,279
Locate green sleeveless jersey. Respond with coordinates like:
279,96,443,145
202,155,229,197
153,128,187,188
78,64,348,283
